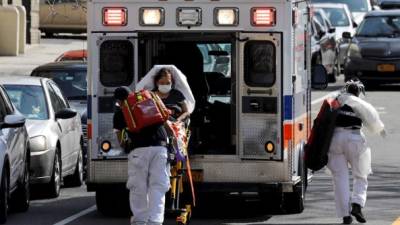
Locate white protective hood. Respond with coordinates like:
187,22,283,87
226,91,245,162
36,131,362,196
337,93,384,135
136,65,196,113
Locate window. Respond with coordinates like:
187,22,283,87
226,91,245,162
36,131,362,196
197,43,232,77
357,16,400,37
47,83,64,113
33,70,87,100
4,85,49,120
244,41,276,87
49,82,69,109
0,95,7,123
100,40,134,87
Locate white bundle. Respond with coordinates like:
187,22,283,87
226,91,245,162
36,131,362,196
338,93,384,135
136,65,196,113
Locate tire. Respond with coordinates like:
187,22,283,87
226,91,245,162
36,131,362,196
0,167,9,224
96,189,130,216
64,149,83,187
11,156,30,212
47,149,61,198
259,191,283,214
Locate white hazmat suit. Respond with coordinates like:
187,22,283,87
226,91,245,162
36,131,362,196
327,93,384,218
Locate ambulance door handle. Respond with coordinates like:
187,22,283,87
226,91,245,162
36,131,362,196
250,101,260,110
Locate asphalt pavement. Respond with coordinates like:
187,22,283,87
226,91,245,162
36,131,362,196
1,37,399,225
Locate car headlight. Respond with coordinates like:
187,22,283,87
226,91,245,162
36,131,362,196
30,135,48,152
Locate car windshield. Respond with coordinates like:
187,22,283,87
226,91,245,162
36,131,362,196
312,0,369,12
321,7,350,27
356,16,400,37
4,85,49,120
33,70,87,100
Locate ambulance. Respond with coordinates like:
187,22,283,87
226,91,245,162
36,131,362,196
86,0,328,215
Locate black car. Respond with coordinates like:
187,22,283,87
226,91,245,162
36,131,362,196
30,62,88,173
343,10,400,86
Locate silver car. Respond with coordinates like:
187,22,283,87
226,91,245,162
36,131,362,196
0,76,84,198
0,85,29,224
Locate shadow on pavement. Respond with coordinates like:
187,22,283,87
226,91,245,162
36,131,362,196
365,84,400,92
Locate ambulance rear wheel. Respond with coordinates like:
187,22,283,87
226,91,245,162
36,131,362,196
96,189,130,216
282,180,305,214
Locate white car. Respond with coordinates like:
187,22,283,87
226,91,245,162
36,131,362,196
0,76,84,198
312,0,372,25
313,3,357,71
0,84,30,224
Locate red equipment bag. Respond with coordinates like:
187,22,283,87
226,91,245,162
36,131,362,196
121,90,170,133
304,98,340,171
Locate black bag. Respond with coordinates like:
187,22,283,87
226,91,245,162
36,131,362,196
304,98,340,171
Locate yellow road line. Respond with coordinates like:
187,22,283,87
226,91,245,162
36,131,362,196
392,217,400,225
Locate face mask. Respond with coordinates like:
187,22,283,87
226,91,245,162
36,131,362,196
158,84,172,94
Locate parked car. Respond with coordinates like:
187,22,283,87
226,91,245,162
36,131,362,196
55,50,87,62
0,76,84,198
379,0,400,9
39,0,86,36
0,85,29,224
343,10,400,86
312,0,372,25
31,62,88,177
313,3,357,73
311,10,338,82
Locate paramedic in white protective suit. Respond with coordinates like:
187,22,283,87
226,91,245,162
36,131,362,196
327,80,386,224
113,65,195,225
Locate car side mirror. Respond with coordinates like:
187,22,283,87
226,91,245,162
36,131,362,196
328,27,336,33
352,21,358,28
1,114,26,129
311,65,328,90
342,31,352,39
55,108,77,120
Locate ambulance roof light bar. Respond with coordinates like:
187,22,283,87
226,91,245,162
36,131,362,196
251,7,276,27
103,8,127,26
214,8,239,26
140,8,165,26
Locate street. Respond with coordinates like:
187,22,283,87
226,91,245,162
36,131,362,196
1,37,399,225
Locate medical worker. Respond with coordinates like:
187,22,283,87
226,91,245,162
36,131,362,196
113,87,170,225
327,80,386,224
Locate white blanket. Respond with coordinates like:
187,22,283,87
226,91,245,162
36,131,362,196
136,65,196,113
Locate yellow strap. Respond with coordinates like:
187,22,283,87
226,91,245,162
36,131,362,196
124,100,136,128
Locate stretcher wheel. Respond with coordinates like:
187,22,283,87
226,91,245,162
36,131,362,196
176,205,192,225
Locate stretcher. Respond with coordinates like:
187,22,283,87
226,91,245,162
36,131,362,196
166,121,195,225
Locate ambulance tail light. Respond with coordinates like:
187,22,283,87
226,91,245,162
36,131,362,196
140,8,165,26
214,8,239,26
103,8,127,26
251,7,276,27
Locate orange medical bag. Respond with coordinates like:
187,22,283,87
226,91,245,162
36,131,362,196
121,90,170,133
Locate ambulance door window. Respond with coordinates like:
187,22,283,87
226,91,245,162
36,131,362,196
100,40,134,87
244,41,276,87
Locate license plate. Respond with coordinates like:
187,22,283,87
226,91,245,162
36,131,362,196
377,64,395,72
183,170,203,183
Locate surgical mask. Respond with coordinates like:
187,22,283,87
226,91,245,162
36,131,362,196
158,84,172,94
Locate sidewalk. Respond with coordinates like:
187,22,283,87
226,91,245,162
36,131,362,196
0,37,87,76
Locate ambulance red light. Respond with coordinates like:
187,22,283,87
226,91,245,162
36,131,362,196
251,7,276,26
103,8,127,26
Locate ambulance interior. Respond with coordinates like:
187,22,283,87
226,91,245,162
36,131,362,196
138,33,236,155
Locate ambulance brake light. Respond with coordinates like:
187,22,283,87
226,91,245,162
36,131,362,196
251,7,276,26
214,8,239,26
103,8,127,26
140,8,165,26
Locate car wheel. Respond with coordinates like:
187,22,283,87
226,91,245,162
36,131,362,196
11,156,30,212
64,149,83,187
48,149,61,198
0,167,10,224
